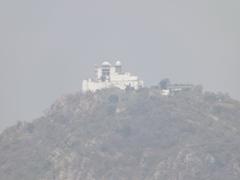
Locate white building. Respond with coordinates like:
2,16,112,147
82,61,144,92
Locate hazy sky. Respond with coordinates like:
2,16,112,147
0,0,239,131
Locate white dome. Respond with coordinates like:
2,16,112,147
115,61,122,66
102,61,111,66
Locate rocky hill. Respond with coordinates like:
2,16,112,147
1,86,240,180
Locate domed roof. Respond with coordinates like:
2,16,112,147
115,61,122,66
102,61,111,66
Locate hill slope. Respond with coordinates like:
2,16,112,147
1,87,240,180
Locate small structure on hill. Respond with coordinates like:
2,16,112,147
159,78,194,96
82,61,144,92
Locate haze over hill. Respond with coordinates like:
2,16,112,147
1,0,240,131
1,86,240,180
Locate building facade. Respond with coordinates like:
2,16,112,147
82,61,144,92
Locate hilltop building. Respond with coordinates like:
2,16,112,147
159,78,194,96
82,61,144,92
